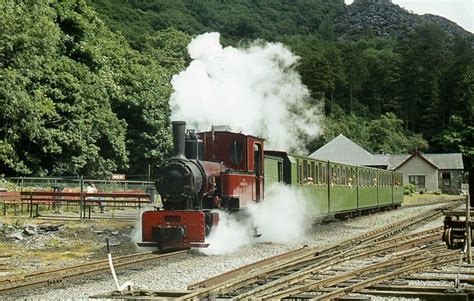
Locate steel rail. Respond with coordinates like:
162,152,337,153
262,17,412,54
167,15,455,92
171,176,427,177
237,230,446,299
311,254,457,300
179,203,460,300
0,250,187,295
263,247,452,300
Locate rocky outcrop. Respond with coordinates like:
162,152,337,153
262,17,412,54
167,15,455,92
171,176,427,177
335,0,472,39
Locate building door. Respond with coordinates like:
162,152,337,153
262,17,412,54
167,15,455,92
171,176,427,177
442,172,451,187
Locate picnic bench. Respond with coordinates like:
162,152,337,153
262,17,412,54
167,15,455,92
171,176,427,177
0,190,152,218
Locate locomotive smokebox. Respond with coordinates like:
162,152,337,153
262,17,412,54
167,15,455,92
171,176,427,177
172,121,186,159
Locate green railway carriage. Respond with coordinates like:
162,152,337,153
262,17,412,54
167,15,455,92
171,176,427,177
263,155,284,187
393,172,404,204
264,150,403,220
357,166,379,209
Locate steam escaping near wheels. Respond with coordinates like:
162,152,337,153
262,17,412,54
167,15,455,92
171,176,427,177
199,183,311,255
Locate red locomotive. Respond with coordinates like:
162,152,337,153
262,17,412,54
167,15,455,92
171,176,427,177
138,121,264,248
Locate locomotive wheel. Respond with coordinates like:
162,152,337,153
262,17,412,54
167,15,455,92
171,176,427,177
445,228,453,249
205,224,211,236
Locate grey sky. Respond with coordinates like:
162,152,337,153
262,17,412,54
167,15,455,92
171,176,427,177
345,0,473,33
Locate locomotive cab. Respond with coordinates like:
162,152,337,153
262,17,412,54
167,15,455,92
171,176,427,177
139,121,264,249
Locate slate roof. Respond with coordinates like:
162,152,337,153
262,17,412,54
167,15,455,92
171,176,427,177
309,134,378,166
386,152,464,170
420,153,464,170
386,154,410,170
309,134,464,170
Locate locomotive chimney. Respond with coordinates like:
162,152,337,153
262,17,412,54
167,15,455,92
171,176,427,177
172,121,186,159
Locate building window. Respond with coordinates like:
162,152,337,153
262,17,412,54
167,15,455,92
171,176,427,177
442,172,451,187
409,175,426,188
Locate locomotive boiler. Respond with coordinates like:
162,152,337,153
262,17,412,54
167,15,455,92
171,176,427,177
138,121,264,248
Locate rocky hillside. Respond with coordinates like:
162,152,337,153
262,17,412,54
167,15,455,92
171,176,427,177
335,0,472,39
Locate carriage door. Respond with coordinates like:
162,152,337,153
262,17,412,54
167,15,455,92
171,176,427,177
254,143,263,201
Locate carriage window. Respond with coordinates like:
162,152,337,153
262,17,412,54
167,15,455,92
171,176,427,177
230,140,243,165
278,162,283,182
297,159,301,184
322,165,326,184
312,162,317,184
318,163,322,184
303,160,308,183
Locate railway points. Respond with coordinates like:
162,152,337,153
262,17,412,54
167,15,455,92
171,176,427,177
91,201,474,300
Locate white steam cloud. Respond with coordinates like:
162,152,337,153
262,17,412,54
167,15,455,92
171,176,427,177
170,32,322,153
248,184,311,243
131,206,157,252
200,183,311,255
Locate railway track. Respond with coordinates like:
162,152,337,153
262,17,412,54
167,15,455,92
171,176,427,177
93,201,465,300
0,249,187,296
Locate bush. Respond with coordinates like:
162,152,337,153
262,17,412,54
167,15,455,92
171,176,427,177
403,183,416,195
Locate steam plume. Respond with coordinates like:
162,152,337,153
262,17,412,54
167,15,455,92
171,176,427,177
170,32,322,153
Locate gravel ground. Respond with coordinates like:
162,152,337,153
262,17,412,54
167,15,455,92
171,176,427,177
7,202,463,300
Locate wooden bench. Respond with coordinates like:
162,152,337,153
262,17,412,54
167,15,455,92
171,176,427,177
2,190,152,218
0,191,21,215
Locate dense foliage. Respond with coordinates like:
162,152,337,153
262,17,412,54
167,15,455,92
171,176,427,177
0,0,190,177
87,0,344,47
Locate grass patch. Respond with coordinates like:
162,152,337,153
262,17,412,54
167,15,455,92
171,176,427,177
403,193,464,206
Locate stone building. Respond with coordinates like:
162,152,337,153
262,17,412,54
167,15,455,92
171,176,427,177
386,152,464,194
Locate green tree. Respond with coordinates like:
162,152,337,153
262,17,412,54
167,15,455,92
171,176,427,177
434,116,474,195
396,24,450,138
0,0,188,177
308,107,427,155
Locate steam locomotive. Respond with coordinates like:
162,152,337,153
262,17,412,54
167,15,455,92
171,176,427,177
139,121,404,249
138,121,264,248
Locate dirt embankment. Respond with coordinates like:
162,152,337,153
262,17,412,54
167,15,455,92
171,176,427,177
1,216,139,277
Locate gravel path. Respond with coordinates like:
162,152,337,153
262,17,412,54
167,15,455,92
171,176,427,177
9,202,460,300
